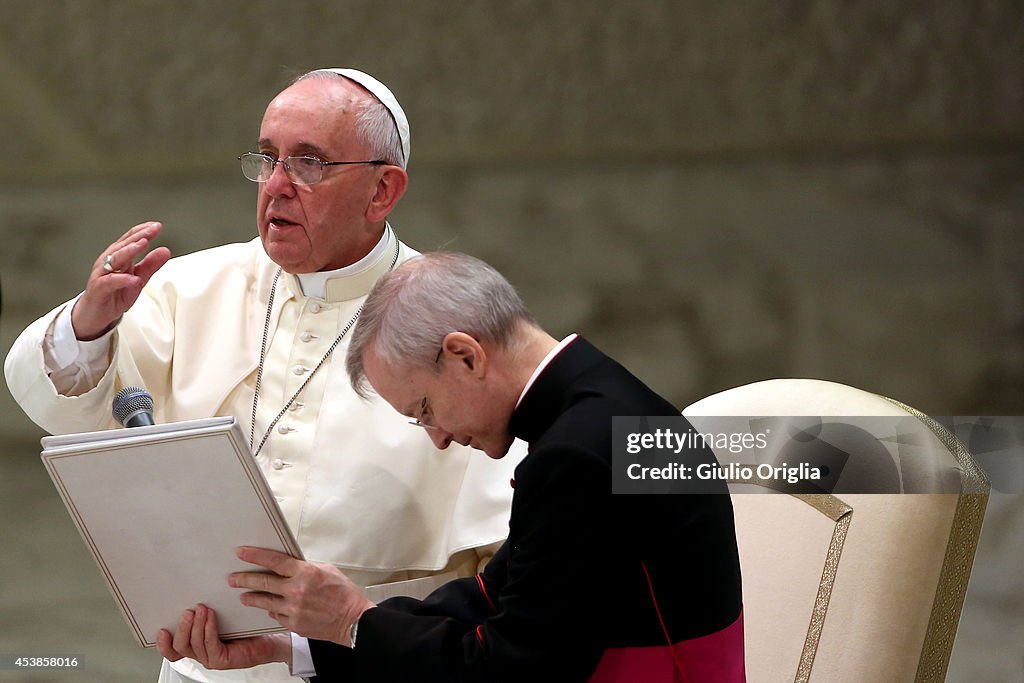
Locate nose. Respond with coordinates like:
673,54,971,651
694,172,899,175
427,428,456,450
264,160,296,197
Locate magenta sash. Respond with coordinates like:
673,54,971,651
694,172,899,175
588,611,745,683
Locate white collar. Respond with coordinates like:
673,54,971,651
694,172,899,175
515,333,579,408
289,225,394,302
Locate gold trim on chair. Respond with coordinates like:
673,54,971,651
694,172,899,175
791,494,853,683
731,482,854,683
883,398,991,683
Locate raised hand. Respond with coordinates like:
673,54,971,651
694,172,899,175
71,221,172,340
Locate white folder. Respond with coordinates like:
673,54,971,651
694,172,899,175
40,416,303,648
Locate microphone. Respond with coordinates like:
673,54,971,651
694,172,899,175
112,386,156,428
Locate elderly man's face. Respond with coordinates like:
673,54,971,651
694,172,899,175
362,345,517,460
255,77,387,273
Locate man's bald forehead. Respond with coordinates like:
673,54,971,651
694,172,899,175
274,75,368,112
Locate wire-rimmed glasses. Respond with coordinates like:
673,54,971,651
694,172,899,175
238,152,387,185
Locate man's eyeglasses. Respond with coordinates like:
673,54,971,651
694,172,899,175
409,396,438,431
238,152,387,186
409,347,445,431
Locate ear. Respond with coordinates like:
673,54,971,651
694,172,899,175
365,166,409,223
441,332,487,379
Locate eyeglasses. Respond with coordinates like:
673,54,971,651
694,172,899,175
409,396,438,431
409,347,445,430
238,152,387,186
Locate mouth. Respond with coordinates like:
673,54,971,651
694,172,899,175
266,212,302,232
268,219,299,231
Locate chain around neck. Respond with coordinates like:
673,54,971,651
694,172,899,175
248,234,400,458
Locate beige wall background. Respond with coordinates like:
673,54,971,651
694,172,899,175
0,1,1021,680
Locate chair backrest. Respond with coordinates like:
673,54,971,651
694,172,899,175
683,379,989,683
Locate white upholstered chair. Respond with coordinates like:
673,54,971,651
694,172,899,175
683,379,989,683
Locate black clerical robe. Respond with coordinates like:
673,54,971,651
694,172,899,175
309,337,745,681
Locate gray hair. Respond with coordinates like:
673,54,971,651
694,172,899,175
346,252,537,398
293,70,406,168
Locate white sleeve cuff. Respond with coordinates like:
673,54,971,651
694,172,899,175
290,632,316,678
48,294,114,371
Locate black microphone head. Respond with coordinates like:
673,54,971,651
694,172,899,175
112,386,155,427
